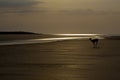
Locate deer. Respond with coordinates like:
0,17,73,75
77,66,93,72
89,38,99,48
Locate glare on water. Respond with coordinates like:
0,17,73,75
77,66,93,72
54,34,101,36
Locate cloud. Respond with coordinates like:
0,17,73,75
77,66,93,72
60,9,120,15
0,0,43,8
0,9,48,14
0,0,46,14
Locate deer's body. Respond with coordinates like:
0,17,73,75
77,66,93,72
89,38,99,47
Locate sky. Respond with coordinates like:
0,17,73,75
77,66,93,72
0,0,120,34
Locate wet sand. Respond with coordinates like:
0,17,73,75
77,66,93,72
0,39,120,80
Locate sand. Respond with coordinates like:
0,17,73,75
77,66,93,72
0,39,120,80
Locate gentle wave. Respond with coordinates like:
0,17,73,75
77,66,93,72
0,37,104,46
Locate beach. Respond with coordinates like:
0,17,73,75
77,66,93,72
0,0,120,79
0,38,120,80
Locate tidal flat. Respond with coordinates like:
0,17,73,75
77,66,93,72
0,38,120,80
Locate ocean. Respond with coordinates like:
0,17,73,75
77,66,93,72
0,34,120,80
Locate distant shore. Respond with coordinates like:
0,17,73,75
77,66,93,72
0,31,39,35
